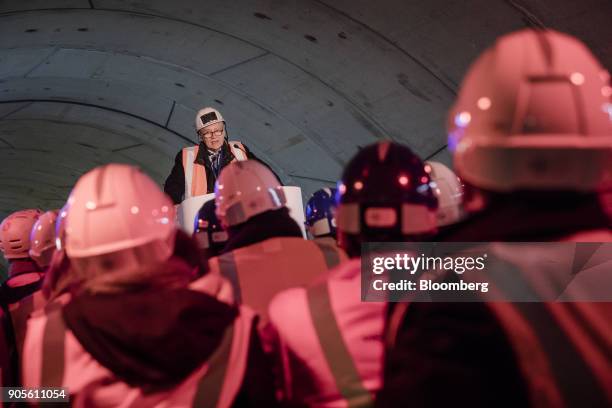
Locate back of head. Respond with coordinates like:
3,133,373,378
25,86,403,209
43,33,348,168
64,164,181,293
0,209,43,262
336,142,438,257
215,159,286,228
29,210,59,269
448,29,612,210
425,162,466,227
305,187,338,239
194,199,228,258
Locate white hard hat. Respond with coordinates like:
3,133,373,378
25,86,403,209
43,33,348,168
425,162,465,227
195,107,225,132
448,29,612,193
0,209,43,260
29,210,59,267
215,160,286,227
65,164,176,274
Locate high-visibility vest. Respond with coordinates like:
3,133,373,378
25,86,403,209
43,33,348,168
208,237,347,326
22,303,255,408
182,142,247,199
8,290,47,363
268,258,385,408
385,232,612,408
492,231,612,407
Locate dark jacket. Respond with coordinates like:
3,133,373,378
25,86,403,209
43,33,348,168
378,193,611,408
164,140,259,204
0,259,44,396
222,207,304,254
1,259,43,305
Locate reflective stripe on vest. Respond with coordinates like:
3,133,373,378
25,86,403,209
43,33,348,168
312,241,343,269
40,305,66,387
9,290,48,360
306,281,374,408
483,254,611,407
9,294,34,361
216,252,242,304
492,302,611,408
192,323,235,408
182,142,247,199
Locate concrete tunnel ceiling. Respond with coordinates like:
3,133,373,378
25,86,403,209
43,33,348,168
1,0,611,220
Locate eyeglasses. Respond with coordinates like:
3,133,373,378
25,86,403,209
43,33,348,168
199,129,224,139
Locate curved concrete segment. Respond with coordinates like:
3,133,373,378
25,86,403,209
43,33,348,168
0,0,610,224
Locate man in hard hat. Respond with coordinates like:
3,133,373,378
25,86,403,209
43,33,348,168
194,199,229,263
209,160,346,327
379,29,612,408
29,210,60,271
267,142,439,407
164,107,261,204
22,164,276,406
0,209,45,299
303,187,348,269
304,188,341,243
0,209,44,388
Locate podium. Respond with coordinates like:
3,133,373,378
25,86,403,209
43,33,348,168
177,186,306,237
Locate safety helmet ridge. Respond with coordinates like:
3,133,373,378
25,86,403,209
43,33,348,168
335,142,438,246
64,164,176,260
215,160,286,227
448,29,612,193
0,209,43,260
29,210,59,267
195,107,225,132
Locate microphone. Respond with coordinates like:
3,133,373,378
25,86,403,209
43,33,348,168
233,143,247,153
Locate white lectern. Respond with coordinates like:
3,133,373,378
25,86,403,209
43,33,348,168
176,186,306,237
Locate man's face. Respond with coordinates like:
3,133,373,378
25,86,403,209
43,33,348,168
198,122,225,151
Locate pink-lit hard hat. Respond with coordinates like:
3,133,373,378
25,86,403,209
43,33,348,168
215,160,286,227
0,209,43,260
448,29,612,193
64,164,176,264
29,210,59,267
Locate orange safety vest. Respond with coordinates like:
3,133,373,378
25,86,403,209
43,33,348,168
182,141,247,199
22,303,255,408
208,237,347,325
268,258,384,407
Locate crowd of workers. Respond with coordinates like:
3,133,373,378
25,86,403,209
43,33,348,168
1,28,611,407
